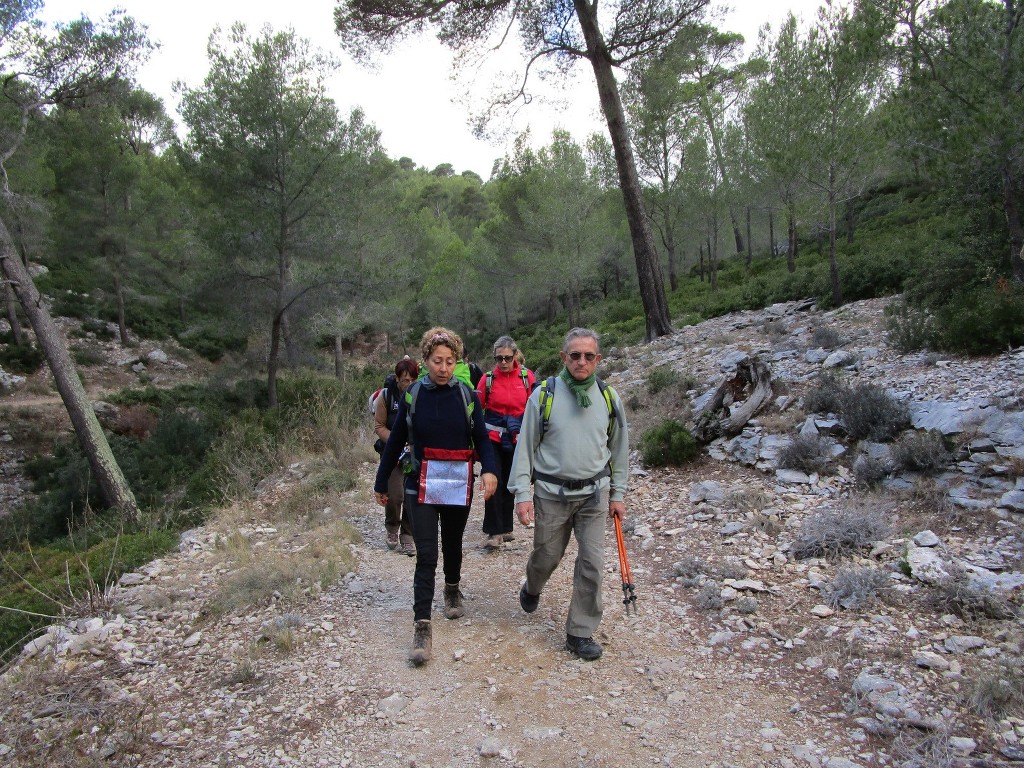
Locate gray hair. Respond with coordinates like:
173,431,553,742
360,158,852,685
492,335,519,355
562,327,600,352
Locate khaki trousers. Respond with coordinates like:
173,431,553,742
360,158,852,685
525,489,608,637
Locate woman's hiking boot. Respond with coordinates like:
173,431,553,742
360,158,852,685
409,620,432,665
443,583,464,619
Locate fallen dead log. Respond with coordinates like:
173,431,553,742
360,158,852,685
692,355,774,444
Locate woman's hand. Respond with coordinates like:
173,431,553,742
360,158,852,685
480,472,498,500
374,491,388,507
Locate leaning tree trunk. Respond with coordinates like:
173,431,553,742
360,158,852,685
574,0,671,341
4,276,23,345
0,218,138,520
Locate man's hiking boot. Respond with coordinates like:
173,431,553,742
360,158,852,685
386,531,399,550
565,634,602,661
409,620,432,665
502,532,515,542
484,534,502,550
519,583,540,614
443,583,464,619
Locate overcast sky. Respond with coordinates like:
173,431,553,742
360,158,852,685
39,1,825,178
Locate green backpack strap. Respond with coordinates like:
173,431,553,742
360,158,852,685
538,375,621,442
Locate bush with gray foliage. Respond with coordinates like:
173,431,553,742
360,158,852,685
791,505,891,561
778,433,837,473
891,429,951,475
802,374,910,442
825,566,890,609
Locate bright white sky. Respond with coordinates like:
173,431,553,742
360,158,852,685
39,0,824,179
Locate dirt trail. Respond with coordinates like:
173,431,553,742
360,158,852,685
26,460,858,768
307,505,812,768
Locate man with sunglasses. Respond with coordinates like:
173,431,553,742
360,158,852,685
509,328,630,661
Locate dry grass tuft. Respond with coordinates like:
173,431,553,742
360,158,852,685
207,521,357,616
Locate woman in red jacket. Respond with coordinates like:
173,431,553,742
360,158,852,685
477,335,536,549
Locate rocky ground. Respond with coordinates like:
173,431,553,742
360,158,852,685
2,297,1024,768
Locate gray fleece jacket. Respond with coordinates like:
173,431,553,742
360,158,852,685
508,375,629,503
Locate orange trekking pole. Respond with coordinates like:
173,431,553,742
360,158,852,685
612,511,637,615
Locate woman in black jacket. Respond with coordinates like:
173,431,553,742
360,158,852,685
374,326,497,665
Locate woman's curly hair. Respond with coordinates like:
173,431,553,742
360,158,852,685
420,326,464,361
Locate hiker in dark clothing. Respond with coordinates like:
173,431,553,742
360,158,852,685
374,326,498,665
373,357,419,555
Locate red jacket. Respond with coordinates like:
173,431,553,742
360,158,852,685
476,364,536,445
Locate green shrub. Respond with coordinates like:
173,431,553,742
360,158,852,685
0,341,44,373
646,366,680,395
884,299,936,352
76,317,115,340
72,345,107,366
639,420,699,467
177,326,249,361
932,283,1024,355
50,290,97,320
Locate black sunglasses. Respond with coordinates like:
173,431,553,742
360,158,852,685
494,354,515,363
567,351,598,361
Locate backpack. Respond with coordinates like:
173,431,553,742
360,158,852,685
536,375,623,442
402,379,476,472
484,368,534,397
369,373,399,416
370,374,400,453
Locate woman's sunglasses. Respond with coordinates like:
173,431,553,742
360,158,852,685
494,354,515,363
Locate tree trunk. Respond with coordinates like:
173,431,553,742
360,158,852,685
268,309,283,408
786,203,797,273
547,288,557,324
828,168,842,306
662,226,679,292
113,271,130,346
334,333,343,379
574,0,671,341
1002,165,1024,281
698,243,705,282
745,206,752,267
768,208,776,257
4,276,23,345
0,219,138,519
709,221,718,290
